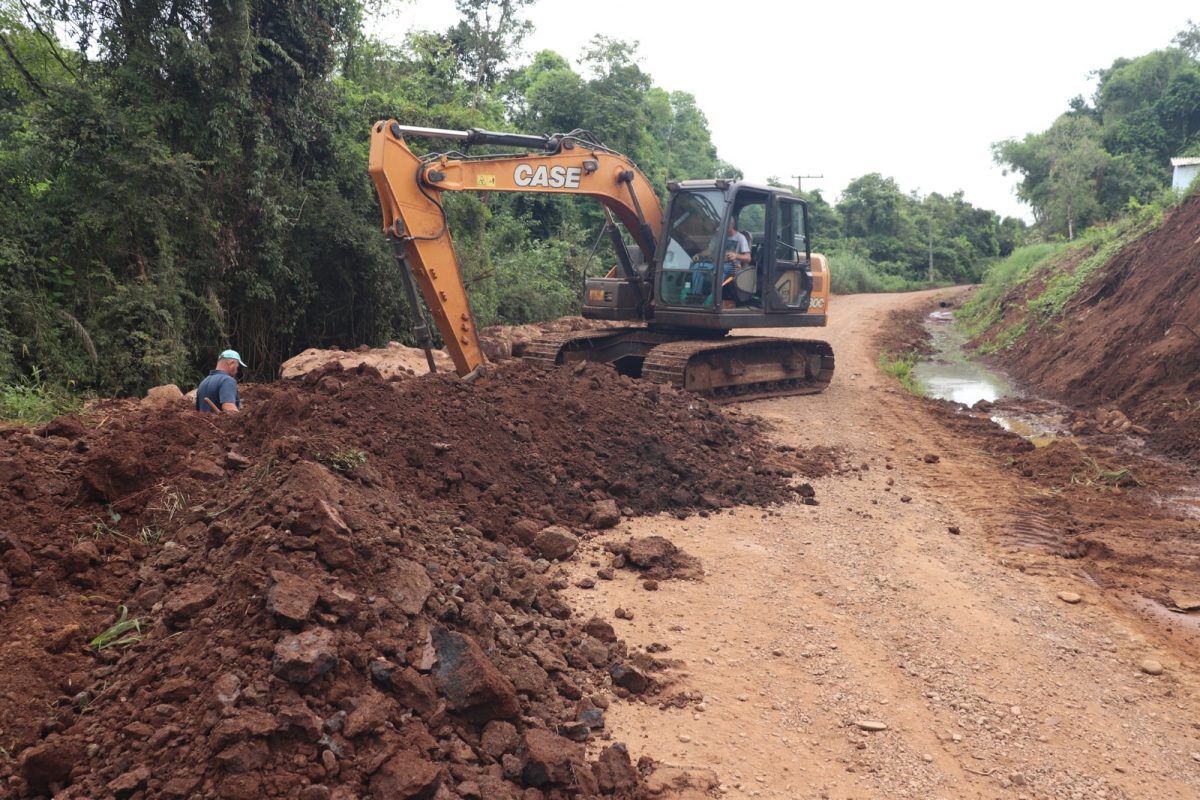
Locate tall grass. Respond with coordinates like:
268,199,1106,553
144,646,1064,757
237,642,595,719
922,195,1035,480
0,379,83,424
877,350,921,394
1026,204,1161,321
828,252,942,294
958,243,1067,338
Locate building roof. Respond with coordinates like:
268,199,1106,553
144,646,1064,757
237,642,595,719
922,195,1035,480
1171,157,1200,167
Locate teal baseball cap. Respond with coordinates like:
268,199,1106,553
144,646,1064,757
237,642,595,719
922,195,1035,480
220,349,248,367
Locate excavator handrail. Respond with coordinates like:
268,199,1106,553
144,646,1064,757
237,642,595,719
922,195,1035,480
368,120,665,377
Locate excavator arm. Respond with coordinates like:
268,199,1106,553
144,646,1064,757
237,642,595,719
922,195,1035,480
368,121,665,377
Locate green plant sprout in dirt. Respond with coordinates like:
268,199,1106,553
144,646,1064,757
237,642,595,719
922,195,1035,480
89,606,143,650
0,371,85,425
79,506,129,543
1072,457,1141,490
314,448,367,475
877,351,921,394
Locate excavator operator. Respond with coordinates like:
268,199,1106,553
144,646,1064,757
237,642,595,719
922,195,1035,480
722,219,752,281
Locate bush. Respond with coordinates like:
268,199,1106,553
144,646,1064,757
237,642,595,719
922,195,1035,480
0,376,84,424
828,251,944,294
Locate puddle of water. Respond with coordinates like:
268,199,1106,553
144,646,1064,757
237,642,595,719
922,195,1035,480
993,414,1064,449
911,310,1062,446
913,312,1016,406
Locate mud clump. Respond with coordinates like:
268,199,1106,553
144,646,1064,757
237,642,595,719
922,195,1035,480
0,361,804,798
605,537,704,582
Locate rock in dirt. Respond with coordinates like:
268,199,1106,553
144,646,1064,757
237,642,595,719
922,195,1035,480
589,499,622,529
1139,659,1165,676
609,663,649,694
627,536,676,567
46,623,82,654
594,743,640,794
509,518,542,545
1168,589,1200,611
369,749,442,799
187,457,226,482
272,627,338,684
107,765,151,793
2,545,32,576
1057,591,1082,604
266,570,319,623
856,720,889,732
143,384,185,408
584,617,617,643
343,691,390,737
20,738,86,794
531,525,579,561
388,559,434,615
522,728,587,787
163,582,217,628
61,540,100,575
432,627,520,722
481,720,520,758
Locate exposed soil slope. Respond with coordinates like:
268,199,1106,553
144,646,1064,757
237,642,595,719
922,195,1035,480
980,193,1200,456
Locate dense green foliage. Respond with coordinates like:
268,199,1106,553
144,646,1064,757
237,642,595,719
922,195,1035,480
0,0,1016,399
994,21,1200,240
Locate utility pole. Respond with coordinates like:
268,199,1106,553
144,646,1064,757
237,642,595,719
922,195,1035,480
792,174,823,194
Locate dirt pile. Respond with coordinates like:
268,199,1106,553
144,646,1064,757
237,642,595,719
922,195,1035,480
0,362,805,799
279,317,618,381
979,192,1200,457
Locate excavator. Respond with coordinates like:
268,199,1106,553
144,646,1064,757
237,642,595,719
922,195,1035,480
368,121,834,402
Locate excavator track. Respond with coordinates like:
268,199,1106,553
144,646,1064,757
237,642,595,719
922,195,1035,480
520,327,652,367
523,328,834,403
641,337,835,403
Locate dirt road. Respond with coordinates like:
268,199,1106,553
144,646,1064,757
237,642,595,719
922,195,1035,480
567,290,1200,799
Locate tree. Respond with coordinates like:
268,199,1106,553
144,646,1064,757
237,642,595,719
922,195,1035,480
994,115,1110,239
447,0,534,101
1174,18,1200,59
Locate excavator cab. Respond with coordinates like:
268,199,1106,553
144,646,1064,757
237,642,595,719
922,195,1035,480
646,181,826,331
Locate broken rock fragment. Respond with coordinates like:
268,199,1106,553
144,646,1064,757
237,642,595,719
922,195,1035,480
531,525,579,561
272,627,338,684
522,728,593,789
431,627,520,723
608,663,649,694
266,570,319,624
370,750,442,800
588,499,621,529
163,582,217,629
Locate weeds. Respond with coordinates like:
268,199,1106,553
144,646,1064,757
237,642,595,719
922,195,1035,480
137,525,164,546
80,505,130,543
1073,457,1141,490
877,351,922,394
0,372,84,425
89,605,143,650
315,448,367,475
146,484,188,523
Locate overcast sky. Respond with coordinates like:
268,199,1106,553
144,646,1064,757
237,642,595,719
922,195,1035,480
377,1,1196,222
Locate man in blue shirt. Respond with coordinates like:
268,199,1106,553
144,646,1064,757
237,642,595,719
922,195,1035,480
196,349,247,413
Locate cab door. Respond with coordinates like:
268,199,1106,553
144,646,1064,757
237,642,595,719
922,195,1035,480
766,197,813,312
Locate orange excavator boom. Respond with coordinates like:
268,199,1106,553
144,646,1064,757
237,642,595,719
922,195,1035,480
368,121,663,377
